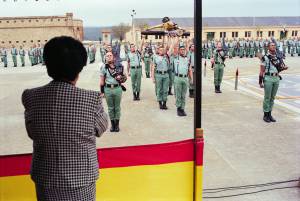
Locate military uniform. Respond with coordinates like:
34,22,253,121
187,50,195,98
238,40,245,58
261,52,280,122
213,49,226,93
168,53,177,95
19,48,26,67
100,64,123,132
249,40,255,58
153,54,170,109
228,40,234,58
28,48,35,66
127,51,142,100
1,48,8,67
173,55,191,116
143,47,152,78
11,47,18,67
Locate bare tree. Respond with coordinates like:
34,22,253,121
111,23,131,41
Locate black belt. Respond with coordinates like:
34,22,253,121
131,66,141,69
156,70,168,75
265,72,279,76
105,84,120,88
175,73,187,78
215,62,223,64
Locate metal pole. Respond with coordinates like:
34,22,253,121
194,0,203,201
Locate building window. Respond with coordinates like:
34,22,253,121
45,40,48,42
16,41,19,43
36,20,39,22
1,41,4,44
232,32,238,38
9,41,11,44
51,18,53,22
23,41,26,43
159,35,162,39
292,30,298,37
31,40,33,43
155,35,158,39
268,31,274,37
58,19,60,21
7,21,9,23
220,32,226,38
256,31,263,37
0,21,2,23
29,20,31,22
14,20,16,23
21,20,24,23
245,31,251,37
64,19,67,21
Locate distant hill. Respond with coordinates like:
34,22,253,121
84,26,113,41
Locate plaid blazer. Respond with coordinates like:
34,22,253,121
22,80,108,188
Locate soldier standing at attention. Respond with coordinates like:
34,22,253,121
100,52,126,132
28,46,35,66
1,47,8,67
211,42,226,93
259,42,287,123
19,46,26,67
169,44,179,96
142,42,153,79
173,42,193,116
11,45,18,67
151,38,171,110
187,42,195,98
127,39,144,101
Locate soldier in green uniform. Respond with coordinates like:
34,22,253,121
127,43,143,101
249,39,255,58
169,45,179,96
11,45,18,67
100,52,126,132
173,44,193,116
33,44,38,65
151,44,170,110
259,42,287,123
207,40,213,59
238,39,245,58
228,40,234,58
1,47,8,67
211,42,226,93
187,43,195,98
19,46,25,67
142,42,153,78
28,46,35,66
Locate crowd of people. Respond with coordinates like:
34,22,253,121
202,37,300,59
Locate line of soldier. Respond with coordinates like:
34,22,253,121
121,36,195,116
0,44,44,67
86,43,97,64
202,37,300,59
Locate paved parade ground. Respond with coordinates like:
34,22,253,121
1,53,299,200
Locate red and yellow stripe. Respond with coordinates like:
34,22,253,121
0,139,203,201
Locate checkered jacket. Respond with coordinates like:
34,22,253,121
22,81,108,188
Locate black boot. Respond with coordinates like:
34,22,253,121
189,90,194,98
168,87,173,95
159,101,163,110
217,86,222,93
146,73,150,78
215,86,218,93
177,108,183,116
263,112,271,123
110,120,115,132
162,101,168,110
268,112,276,122
115,120,120,132
181,108,187,116
136,92,140,101
133,92,137,101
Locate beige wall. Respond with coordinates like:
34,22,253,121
0,13,83,48
126,25,300,43
202,26,300,40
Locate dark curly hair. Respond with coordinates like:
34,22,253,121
43,36,87,81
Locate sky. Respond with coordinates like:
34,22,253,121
0,0,299,26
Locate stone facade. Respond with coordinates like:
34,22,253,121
0,13,83,48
